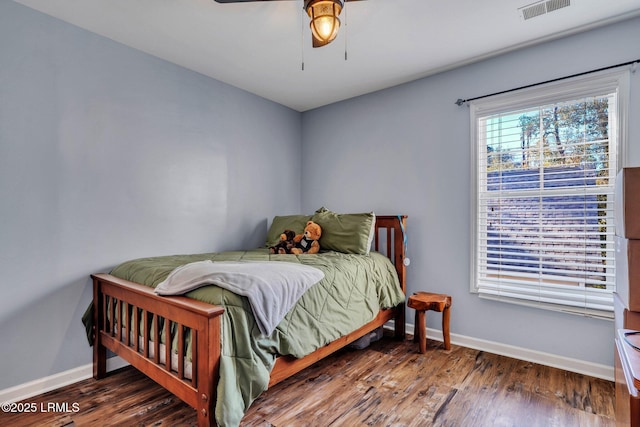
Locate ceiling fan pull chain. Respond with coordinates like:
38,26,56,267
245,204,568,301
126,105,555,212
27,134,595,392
344,1,348,61
301,0,305,71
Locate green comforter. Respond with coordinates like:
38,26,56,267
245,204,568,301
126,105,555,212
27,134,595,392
108,249,405,427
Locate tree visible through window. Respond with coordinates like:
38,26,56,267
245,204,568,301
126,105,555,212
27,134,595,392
471,70,628,316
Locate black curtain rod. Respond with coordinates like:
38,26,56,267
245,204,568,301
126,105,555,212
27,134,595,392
455,58,639,106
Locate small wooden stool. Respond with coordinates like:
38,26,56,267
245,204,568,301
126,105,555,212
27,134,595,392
408,292,452,353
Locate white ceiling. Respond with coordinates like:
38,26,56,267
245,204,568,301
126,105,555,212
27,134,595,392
13,0,640,111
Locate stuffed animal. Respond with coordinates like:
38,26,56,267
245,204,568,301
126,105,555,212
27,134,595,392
291,221,322,255
269,229,296,254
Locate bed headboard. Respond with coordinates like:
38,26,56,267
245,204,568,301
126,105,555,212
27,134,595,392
374,215,407,295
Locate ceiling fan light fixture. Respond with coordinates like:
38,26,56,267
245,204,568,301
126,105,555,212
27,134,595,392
305,0,343,48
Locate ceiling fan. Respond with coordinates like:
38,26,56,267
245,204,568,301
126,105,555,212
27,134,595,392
214,0,361,48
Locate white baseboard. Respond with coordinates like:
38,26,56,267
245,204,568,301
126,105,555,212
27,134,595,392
405,324,614,381
0,326,613,403
0,357,129,404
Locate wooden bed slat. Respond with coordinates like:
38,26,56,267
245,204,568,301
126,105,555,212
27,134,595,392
165,319,171,372
118,301,124,342
153,314,160,365
110,298,116,337
126,302,132,347
133,307,139,352
143,309,150,358
178,325,185,379
191,331,198,389
102,297,107,335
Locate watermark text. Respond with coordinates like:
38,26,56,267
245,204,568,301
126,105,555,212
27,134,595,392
1,401,80,413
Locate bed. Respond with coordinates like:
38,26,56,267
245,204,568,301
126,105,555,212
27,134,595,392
89,213,407,427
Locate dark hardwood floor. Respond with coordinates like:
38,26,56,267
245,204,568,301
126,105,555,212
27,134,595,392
1,337,615,426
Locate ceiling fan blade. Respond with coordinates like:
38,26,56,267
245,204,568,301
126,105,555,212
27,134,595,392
214,0,362,3
214,0,294,3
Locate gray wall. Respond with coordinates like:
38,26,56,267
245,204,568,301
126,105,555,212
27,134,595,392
2,1,639,393
301,16,640,367
0,2,301,390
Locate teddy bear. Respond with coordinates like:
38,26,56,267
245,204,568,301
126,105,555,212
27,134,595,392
269,229,296,254
290,221,322,255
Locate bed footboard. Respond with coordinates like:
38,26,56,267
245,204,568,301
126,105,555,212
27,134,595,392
91,273,224,427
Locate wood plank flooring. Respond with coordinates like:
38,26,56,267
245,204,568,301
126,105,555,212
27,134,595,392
1,337,615,426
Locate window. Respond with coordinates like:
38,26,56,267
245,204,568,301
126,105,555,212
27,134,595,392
470,69,629,317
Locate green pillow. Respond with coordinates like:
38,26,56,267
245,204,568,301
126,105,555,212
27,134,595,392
311,208,376,255
265,214,312,247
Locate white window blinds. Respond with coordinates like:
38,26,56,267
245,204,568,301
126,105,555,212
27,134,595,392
470,69,629,317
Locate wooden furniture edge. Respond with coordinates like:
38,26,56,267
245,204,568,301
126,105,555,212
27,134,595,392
618,329,640,390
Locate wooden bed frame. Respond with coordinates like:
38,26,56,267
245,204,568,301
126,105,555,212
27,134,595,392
91,215,407,427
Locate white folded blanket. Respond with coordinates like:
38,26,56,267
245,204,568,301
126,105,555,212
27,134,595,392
154,260,324,336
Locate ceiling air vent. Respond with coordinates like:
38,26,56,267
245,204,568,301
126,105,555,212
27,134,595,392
519,0,570,20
